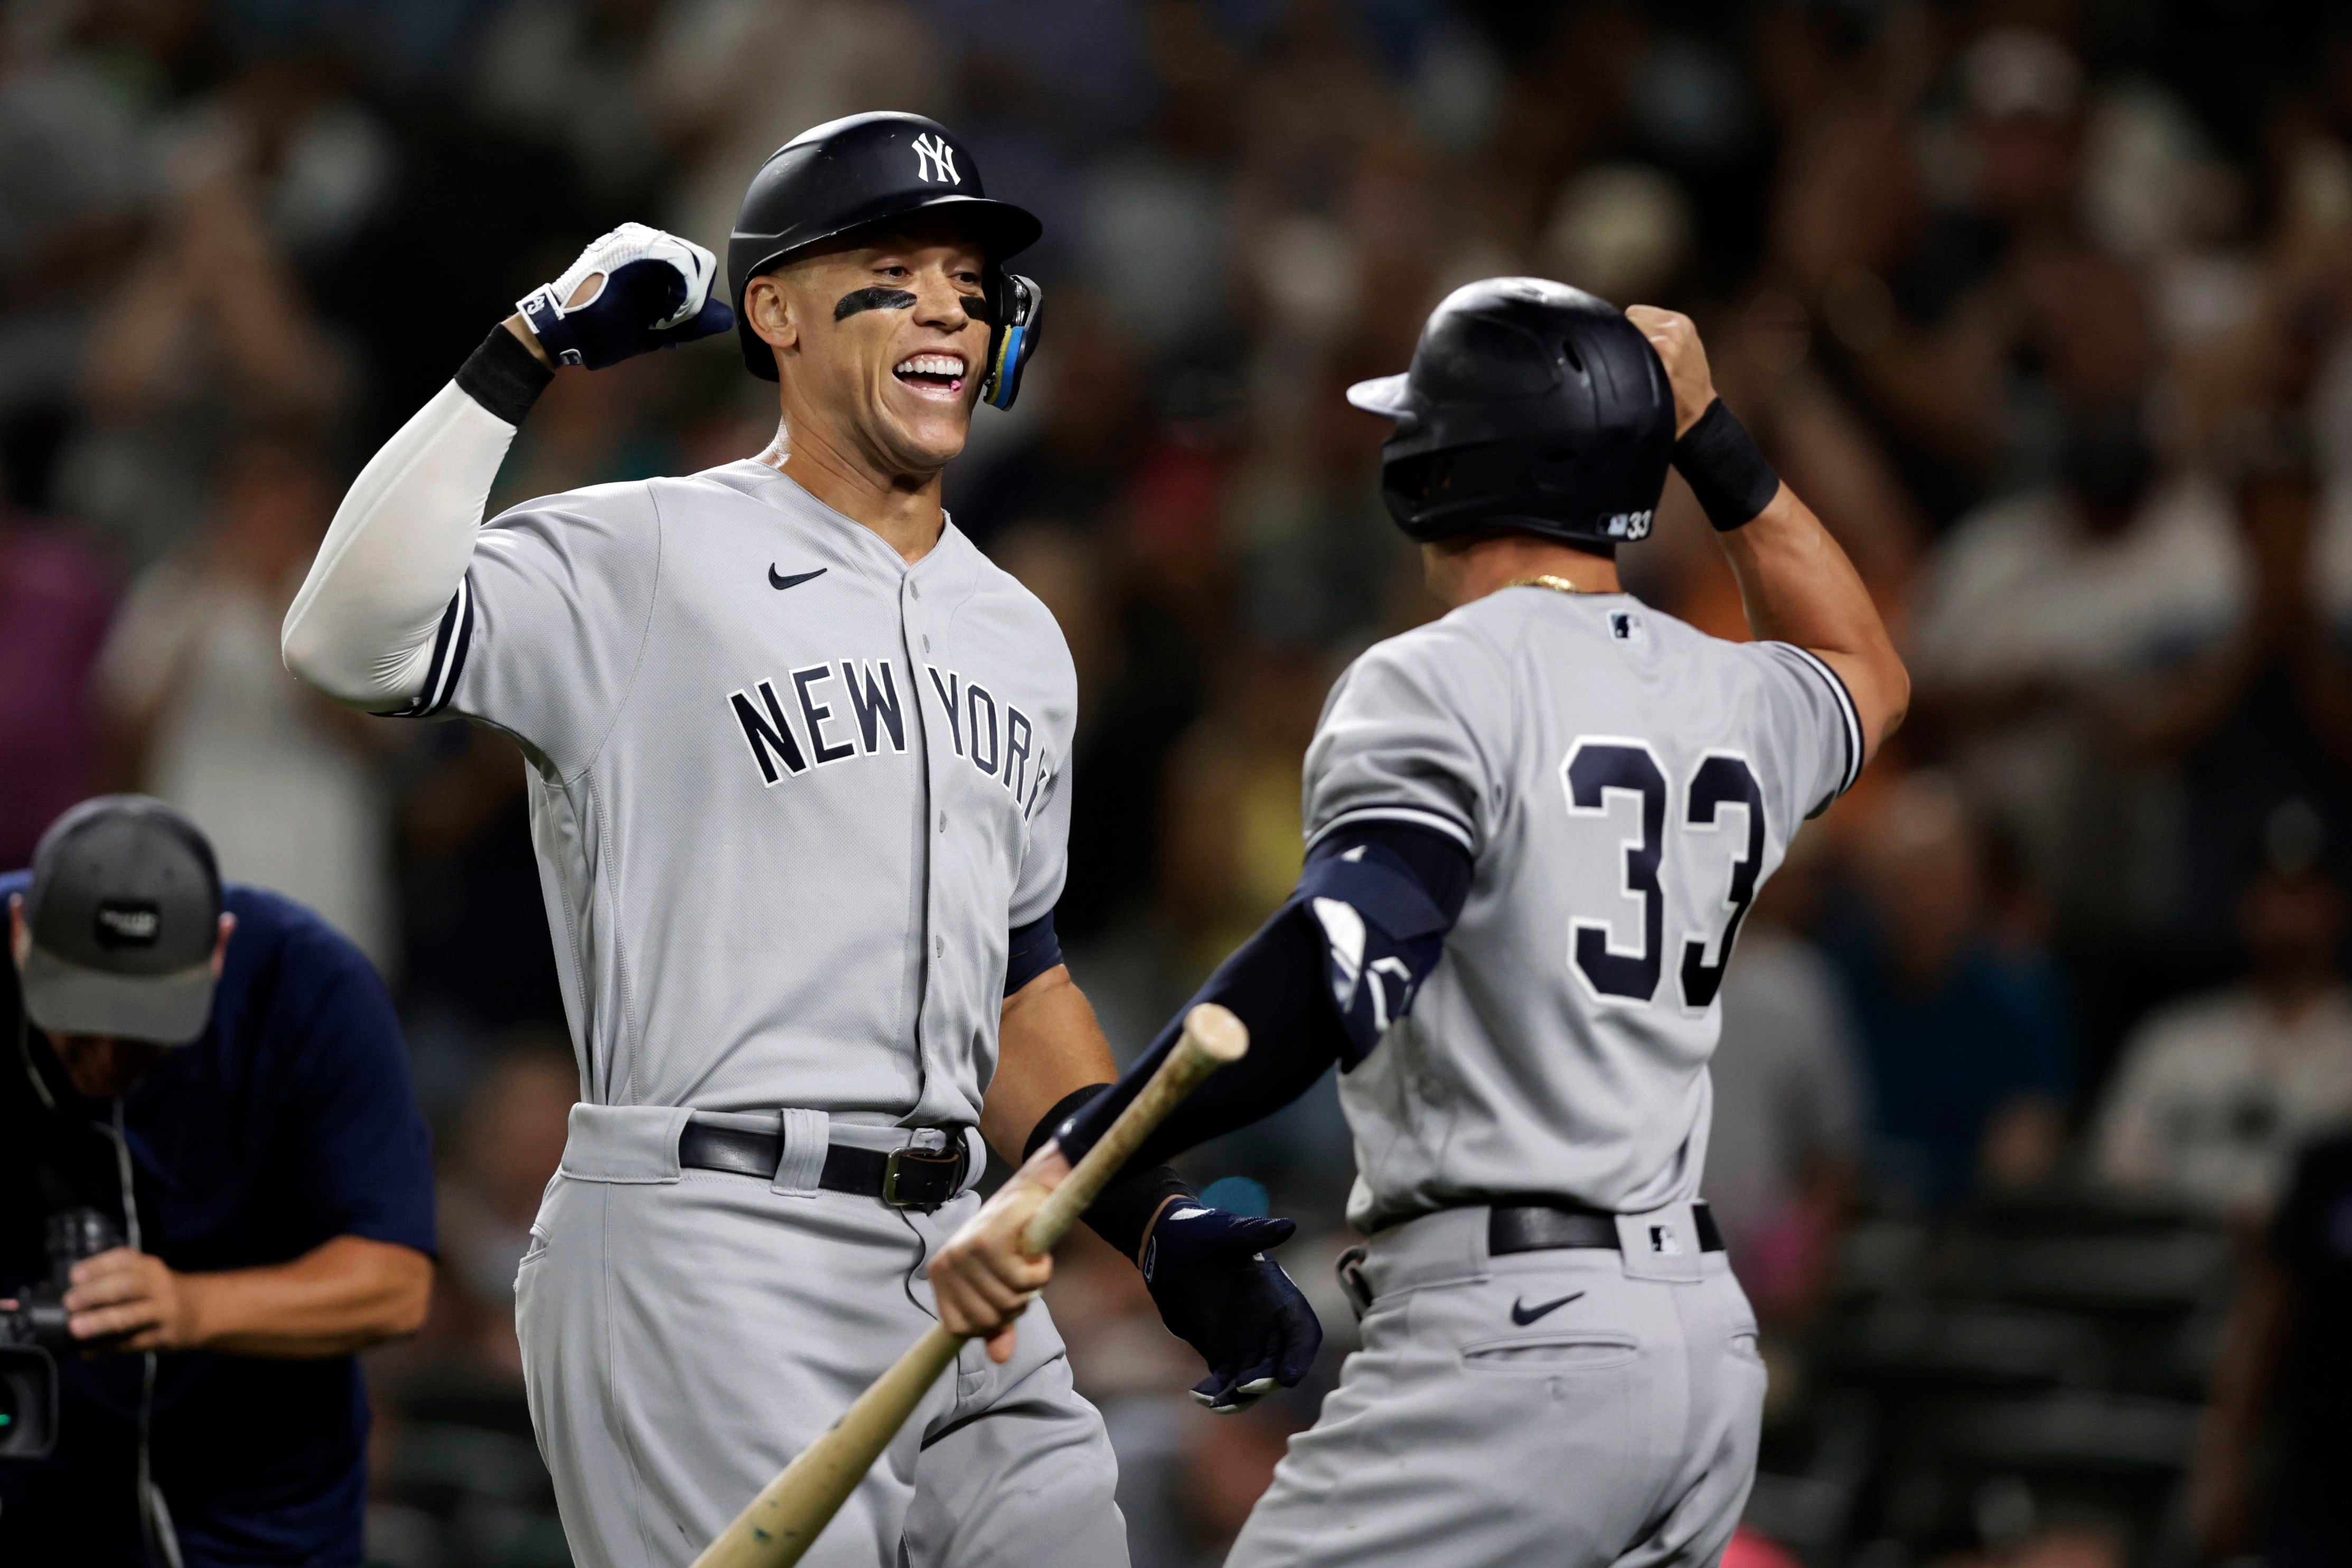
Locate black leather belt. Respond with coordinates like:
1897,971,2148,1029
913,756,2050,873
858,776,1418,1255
677,1122,970,1211
1488,1201,1724,1257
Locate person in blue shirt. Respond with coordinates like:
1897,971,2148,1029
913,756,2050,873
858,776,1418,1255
1,796,436,1567
1824,774,2075,1212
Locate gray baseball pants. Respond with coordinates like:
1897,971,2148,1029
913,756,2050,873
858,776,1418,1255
516,1105,1128,1568
1227,1201,1764,1568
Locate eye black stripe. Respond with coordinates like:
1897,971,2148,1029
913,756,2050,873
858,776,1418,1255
833,287,918,320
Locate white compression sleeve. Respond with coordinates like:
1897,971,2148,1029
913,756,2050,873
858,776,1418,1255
282,381,519,710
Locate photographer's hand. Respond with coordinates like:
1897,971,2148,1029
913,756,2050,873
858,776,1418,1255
64,1248,198,1352
62,1236,428,1357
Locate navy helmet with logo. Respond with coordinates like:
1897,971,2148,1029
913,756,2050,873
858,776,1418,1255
1346,278,1675,551
728,111,1045,409
16,796,224,1045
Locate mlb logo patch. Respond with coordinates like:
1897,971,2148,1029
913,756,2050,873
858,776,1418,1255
1648,1223,1683,1256
1610,611,1648,645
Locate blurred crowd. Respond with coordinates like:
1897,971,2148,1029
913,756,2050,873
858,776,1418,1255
8,1,2352,1565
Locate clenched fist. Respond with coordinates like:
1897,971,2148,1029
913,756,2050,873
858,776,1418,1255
1625,305,1716,438
512,222,734,371
928,1146,1067,1364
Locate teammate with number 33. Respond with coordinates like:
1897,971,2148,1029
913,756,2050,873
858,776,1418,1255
934,281,1908,1566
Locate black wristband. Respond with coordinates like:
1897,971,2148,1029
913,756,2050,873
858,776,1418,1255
1081,1164,1196,1264
455,324,555,426
1024,1084,1197,1264
1673,398,1781,532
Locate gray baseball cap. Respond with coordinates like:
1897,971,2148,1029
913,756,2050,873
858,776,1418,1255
16,796,224,1046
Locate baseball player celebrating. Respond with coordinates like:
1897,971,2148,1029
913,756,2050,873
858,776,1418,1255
931,280,1908,1566
280,112,1318,1567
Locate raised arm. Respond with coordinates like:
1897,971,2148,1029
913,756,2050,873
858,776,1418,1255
279,337,540,709
281,224,730,710
1628,306,1910,764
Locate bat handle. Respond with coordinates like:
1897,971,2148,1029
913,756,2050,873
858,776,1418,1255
1019,1003,1248,1255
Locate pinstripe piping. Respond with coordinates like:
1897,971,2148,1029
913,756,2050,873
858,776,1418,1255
374,576,474,718
1781,645,1862,796
1308,804,1477,853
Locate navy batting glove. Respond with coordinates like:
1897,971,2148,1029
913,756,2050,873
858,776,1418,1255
518,223,734,370
1142,1204,1323,1412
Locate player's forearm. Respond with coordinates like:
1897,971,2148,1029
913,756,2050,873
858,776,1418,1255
1716,484,1896,664
1058,912,1345,1178
983,965,1118,1163
280,327,550,708
1716,487,1908,756
1052,824,1468,1176
1013,917,1337,1267
184,1237,434,1357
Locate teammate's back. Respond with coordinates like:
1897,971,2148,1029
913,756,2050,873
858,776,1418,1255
1309,586,1863,1231
934,281,1909,1568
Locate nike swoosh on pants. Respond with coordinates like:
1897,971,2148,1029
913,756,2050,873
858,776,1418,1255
1508,1291,1585,1326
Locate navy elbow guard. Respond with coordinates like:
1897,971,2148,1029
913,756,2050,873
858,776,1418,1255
1295,842,1453,1066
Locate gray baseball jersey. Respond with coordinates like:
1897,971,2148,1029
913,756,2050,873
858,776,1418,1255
1301,585,1861,1234
400,459,1074,1125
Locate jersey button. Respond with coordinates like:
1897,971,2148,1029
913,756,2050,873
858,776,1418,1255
909,582,922,600
938,812,947,834
922,634,931,653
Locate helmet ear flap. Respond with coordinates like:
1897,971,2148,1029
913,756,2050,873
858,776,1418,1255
979,273,1043,410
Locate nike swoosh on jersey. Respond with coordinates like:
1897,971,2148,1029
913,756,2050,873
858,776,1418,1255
769,566,827,590
1508,1291,1585,1326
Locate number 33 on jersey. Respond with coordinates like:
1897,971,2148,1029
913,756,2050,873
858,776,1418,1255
1561,738,1761,1011
1300,589,1863,1232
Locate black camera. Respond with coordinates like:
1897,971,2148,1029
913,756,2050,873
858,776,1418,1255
1,1208,123,1459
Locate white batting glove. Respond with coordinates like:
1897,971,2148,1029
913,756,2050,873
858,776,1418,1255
516,223,733,369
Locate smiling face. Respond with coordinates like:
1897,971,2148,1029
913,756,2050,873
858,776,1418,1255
742,215,994,483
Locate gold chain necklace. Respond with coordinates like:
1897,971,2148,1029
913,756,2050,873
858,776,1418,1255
1503,574,1604,596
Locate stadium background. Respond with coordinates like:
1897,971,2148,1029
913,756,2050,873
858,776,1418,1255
5,1,2351,1563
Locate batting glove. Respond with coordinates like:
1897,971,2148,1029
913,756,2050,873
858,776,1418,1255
517,222,733,370
1142,1204,1323,1413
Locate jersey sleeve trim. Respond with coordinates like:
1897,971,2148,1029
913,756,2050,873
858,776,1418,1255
1307,803,1476,855
1778,644,1863,806
1004,909,1064,996
373,574,474,719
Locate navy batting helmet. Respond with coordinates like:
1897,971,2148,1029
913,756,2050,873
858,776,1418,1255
1347,278,1674,549
728,111,1045,409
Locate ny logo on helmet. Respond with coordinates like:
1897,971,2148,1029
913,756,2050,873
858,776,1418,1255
912,134,959,185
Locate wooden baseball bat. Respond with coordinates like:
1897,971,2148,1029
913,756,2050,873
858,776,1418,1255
689,1003,1249,1568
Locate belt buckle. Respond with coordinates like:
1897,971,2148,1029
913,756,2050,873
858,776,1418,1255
880,1144,959,1210
881,1147,921,1208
